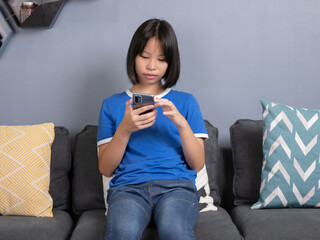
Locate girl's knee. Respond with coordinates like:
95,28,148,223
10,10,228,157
105,199,151,240
155,198,198,240
157,219,195,240
106,218,145,240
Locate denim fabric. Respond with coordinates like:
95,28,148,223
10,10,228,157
105,179,200,240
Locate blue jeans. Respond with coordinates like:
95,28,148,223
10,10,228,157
105,179,199,240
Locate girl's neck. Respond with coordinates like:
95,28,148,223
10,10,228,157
130,83,165,96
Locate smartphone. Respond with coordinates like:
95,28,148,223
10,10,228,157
132,93,154,114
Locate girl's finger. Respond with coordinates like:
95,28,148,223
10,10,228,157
126,99,133,110
135,104,155,115
140,109,157,118
139,113,157,126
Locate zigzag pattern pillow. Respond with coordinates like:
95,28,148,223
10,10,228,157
252,99,320,209
0,123,55,217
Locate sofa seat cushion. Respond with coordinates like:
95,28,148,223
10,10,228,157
0,210,73,240
194,207,242,240
70,209,106,240
231,204,320,240
71,207,242,240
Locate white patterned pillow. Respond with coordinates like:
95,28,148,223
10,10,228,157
195,164,217,212
0,123,55,217
102,164,217,215
252,99,320,209
102,175,112,214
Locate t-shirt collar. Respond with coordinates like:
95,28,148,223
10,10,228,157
126,88,171,98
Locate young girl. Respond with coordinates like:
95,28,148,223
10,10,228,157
97,19,208,240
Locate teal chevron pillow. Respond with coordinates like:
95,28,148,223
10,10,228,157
252,99,320,209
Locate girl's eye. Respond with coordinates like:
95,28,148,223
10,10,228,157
140,55,148,59
159,59,166,62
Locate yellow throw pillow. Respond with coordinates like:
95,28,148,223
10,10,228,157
0,123,55,217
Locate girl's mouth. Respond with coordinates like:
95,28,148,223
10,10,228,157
144,74,156,80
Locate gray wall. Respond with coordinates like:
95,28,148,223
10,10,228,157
1,0,320,146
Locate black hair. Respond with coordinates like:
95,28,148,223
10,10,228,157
126,19,180,89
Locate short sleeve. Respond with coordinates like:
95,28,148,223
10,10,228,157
186,95,208,139
97,100,116,146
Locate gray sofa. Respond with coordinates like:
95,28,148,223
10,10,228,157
1,119,320,240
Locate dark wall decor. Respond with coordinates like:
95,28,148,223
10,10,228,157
3,0,65,28
0,8,13,57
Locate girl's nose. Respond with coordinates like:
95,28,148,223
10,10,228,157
146,59,156,70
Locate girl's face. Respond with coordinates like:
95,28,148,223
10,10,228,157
135,37,168,88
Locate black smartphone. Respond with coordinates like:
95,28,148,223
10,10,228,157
132,93,154,114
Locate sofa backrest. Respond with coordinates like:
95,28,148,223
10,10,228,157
204,120,224,206
203,120,220,204
50,126,72,211
229,119,263,206
216,147,235,212
72,125,104,217
71,120,235,217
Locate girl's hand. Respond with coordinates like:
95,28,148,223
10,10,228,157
155,97,205,171
155,97,186,128
119,99,157,134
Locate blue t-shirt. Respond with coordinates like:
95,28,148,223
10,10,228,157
97,88,208,188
